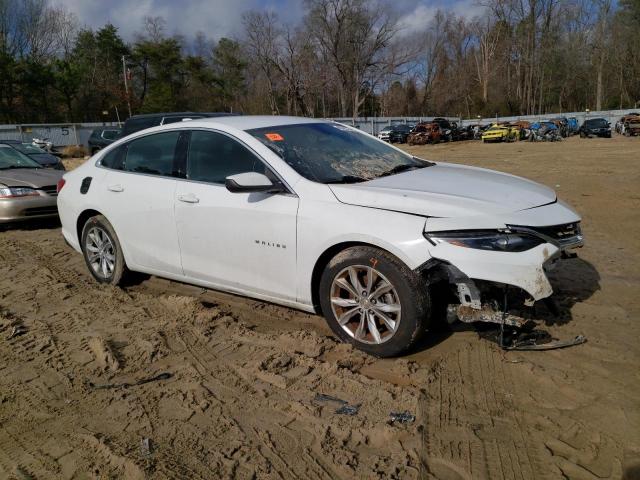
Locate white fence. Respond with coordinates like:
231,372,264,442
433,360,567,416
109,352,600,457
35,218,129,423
330,108,637,135
0,122,119,148
1,108,637,146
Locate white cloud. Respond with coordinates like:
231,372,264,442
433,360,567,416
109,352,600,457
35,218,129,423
51,0,300,42
398,0,487,34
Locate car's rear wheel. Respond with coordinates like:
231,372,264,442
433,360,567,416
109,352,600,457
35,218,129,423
81,215,127,285
319,246,429,357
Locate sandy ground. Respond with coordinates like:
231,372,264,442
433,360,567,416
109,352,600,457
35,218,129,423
0,136,638,479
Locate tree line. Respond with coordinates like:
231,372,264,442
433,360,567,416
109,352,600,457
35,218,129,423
0,0,638,124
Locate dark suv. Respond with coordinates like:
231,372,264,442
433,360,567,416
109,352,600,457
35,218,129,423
121,112,237,138
388,124,412,143
88,127,122,154
579,118,612,138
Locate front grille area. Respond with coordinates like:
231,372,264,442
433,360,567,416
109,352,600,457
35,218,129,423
511,222,583,249
24,206,58,217
39,185,58,196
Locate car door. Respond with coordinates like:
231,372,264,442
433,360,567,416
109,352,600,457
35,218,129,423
100,131,184,275
174,129,299,301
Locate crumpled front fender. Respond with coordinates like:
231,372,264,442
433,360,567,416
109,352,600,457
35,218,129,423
427,242,560,300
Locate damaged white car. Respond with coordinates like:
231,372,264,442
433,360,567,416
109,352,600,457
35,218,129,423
57,116,583,357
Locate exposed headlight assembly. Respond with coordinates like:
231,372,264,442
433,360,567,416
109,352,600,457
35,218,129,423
425,230,544,252
0,187,40,198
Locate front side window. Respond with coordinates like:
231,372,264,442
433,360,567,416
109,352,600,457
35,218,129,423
248,122,432,184
123,131,180,176
187,130,266,184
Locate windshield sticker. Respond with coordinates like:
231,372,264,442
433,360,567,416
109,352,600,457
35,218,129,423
265,133,284,141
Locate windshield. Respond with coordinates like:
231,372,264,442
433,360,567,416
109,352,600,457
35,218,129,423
102,130,120,140
248,122,433,183
0,145,42,169
16,143,44,154
586,119,608,127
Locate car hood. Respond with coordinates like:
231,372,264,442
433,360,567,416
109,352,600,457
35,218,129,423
328,162,557,218
0,168,63,188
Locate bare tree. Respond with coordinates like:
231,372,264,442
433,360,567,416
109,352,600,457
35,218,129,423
242,11,281,115
305,0,401,118
472,14,501,104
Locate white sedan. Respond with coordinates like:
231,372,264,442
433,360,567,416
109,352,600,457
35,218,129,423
57,116,583,357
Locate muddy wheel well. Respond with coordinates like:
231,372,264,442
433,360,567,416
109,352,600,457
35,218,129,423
310,242,401,315
76,209,102,245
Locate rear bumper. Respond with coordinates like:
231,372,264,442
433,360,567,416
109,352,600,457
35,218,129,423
0,196,59,223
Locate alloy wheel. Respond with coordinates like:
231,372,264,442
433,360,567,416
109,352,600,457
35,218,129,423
330,265,401,344
85,226,116,279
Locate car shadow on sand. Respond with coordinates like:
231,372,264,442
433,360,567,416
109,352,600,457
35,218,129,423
0,218,61,232
539,256,601,326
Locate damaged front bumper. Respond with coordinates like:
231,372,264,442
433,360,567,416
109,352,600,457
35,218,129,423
421,219,584,327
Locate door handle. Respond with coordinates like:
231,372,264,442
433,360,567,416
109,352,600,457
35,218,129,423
107,184,124,192
178,193,199,204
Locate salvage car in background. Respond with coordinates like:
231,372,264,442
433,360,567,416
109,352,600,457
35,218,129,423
407,122,441,145
621,114,640,136
88,127,121,154
579,118,612,138
377,125,393,141
388,124,412,144
57,116,584,357
481,124,519,142
0,144,63,223
0,140,64,170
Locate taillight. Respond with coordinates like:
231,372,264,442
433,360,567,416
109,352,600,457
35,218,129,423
56,178,66,193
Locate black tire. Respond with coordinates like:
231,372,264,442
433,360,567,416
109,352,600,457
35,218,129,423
81,214,127,285
318,246,430,357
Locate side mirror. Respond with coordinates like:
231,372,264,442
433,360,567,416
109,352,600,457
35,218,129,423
225,172,284,194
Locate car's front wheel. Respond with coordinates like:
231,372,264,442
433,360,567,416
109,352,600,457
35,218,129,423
319,246,430,357
81,215,127,285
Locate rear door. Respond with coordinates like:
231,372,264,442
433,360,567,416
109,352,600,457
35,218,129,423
174,129,299,301
100,131,184,275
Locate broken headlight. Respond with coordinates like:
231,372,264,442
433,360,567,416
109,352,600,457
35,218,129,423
425,230,544,252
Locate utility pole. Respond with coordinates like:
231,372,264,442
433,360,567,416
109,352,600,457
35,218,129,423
122,55,132,118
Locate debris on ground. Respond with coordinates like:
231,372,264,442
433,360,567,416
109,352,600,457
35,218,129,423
6,324,27,340
313,393,361,415
140,437,153,457
389,411,416,424
87,372,172,391
479,326,587,351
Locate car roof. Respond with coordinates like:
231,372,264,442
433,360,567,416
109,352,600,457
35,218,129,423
127,112,236,120
0,139,21,144
184,115,329,131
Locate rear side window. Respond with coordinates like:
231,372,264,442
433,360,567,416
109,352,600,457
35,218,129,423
187,130,266,184
123,132,180,176
100,147,123,168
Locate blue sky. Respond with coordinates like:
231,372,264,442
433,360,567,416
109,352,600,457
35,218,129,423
52,0,484,42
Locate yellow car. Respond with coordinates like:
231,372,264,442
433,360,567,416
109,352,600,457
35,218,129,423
481,124,519,143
